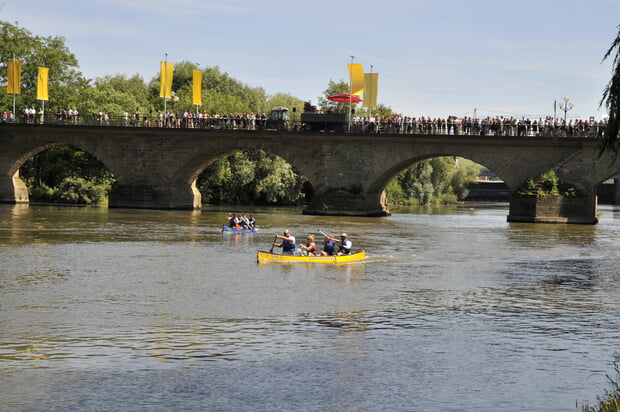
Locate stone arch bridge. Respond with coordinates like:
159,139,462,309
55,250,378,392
1,124,618,224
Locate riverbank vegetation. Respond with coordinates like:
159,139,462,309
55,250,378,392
578,354,620,412
386,157,480,205
20,145,113,205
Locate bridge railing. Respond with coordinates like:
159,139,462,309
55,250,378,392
3,113,605,138
356,120,605,138
7,113,271,130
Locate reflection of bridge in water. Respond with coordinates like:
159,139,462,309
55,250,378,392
1,123,618,224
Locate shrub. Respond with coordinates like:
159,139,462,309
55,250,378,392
517,170,580,197
57,177,108,204
29,183,58,202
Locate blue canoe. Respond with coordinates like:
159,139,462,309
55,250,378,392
222,224,257,233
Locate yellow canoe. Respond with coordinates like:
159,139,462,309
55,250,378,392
257,250,366,264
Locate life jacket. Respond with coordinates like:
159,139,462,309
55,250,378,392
323,240,335,255
306,243,317,255
338,239,352,255
282,238,296,252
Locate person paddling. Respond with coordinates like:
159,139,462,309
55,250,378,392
319,232,352,256
273,229,297,255
299,234,317,256
319,233,337,256
335,233,352,255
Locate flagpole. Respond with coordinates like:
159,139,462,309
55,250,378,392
163,53,168,127
12,53,16,119
348,55,354,133
369,65,373,120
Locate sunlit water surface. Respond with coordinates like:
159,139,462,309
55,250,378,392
1,203,619,411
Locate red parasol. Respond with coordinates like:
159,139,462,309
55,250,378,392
327,93,363,103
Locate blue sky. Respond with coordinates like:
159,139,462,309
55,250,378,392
3,0,620,119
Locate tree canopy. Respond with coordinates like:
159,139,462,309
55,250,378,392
600,24,620,155
0,21,86,112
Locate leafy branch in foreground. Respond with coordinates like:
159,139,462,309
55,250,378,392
599,24,620,156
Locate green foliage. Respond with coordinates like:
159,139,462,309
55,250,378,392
20,145,115,204
79,74,147,117
28,178,108,205
600,24,620,155
386,157,480,205
517,170,580,197
0,21,87,113
57,177,108,204
355,104,394,118
584,354,620,412
21,145,114,188
317,79,361,113
29,183,56,202
198,150,308,206
145,62,271,115
265,92,305,123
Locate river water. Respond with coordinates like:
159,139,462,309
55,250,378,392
1,203,619,411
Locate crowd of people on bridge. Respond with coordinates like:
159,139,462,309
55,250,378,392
349,114,607,137
2,105,608,138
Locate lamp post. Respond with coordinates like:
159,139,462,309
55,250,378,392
558,96,574,123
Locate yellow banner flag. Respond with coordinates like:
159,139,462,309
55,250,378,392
7,59,21,95
363,73,379,108
348,63,364,96
192,70,202,106
159,61,173,98
37,67,49,101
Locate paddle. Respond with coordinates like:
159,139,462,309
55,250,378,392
268,234,278,253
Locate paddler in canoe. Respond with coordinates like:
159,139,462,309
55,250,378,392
258,229,364,263
271,229,297,255
298,234,317,256
318,231,352,256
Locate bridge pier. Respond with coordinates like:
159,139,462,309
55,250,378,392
303,187,390,217
108,181,201,210
507,193,598,224
0,172,29,204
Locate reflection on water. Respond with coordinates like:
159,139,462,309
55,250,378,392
1,204,620,411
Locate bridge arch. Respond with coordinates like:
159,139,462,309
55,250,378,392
171,142,314,207
367,152,511,201
3,139,118,205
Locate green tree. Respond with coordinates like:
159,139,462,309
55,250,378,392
20,145,114,190
197,150,307,206
318,79,354,113
0,21,87,115
355,103,394,118
78,74,148,117
146,63,269,115
386,157,480,205
600,24,620,155
265,92,304,123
